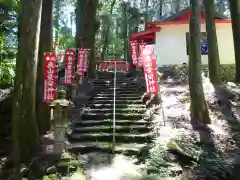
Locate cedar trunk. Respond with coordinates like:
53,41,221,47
36,0,53,134
121,3,128,64
12,0,42,163
100,0,116,60
82,0,98,78
75,0,85,46
203,0,221,84
229,0,240,82
188,0,211,124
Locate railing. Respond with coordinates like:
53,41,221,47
96,60,129,153
112,61,117,153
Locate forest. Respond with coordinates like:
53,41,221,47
1,0,240,179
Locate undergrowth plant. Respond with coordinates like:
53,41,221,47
0,58,15,87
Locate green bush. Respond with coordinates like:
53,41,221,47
160,64,236,82
219,65,235,82
0,59,15,87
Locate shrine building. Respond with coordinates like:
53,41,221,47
130,7,233,66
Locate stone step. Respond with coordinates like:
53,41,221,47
93,80,136,85
93,83,138,87
81,112,144,120
69,132,153,143
91,93,142,97
92,85,139,89
83,108,146,113
93,88,139,93
67,142,148,156
73,125,150,133
87,103,145,109
90,96,141,101
88,99,143,104
93,85,139,89
92,90,141,94
73,119,150,127
93,80,138,85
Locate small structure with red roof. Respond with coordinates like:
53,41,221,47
130,7,233,66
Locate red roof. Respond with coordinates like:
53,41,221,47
130,7,230,42
129,27,161,42
147,7,230,27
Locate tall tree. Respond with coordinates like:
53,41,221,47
144,0,149,29
171,0,181,14
217,0,226,14
203,0,221,84
36,0,53,134
12,0,42,164
188,0,211,124
229,0,240,82
121,2,129,63
54,0,60,44
100,0,116,60
82,0,99,78
75,0,85,48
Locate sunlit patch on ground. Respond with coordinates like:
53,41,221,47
84,154,144,180
146,77,240,179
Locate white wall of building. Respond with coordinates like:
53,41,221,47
154,23,234,66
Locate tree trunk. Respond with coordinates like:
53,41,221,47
229,0,240,82
36,0,53,135
218,0,225,14
144,0,149,29
75,0,85,47
54,0,60,43
159,0,163,20
188,0,211,124
100,0,116,60
175,0,181,13
82,0,99,78
203,0,221,84
120,3,128,63
12,0,42,163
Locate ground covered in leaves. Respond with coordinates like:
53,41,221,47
145,76,240,180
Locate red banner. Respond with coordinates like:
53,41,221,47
138,43,146,67
130,41,138,66
77,49,88,76
64,48,75,85
142,46,159,94
43,53,57,103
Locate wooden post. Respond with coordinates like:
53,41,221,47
49,89,70,154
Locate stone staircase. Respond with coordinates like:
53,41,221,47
68,72,153,157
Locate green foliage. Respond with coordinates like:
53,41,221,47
0,58,15,86
68,170,86,180
219,64,235,82
42,174,59,180
0,0,18,9
58,27,75,49
161,64,236,82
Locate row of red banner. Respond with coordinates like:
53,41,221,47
44,41,159,103
130,41,159,94
43,48,89,103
